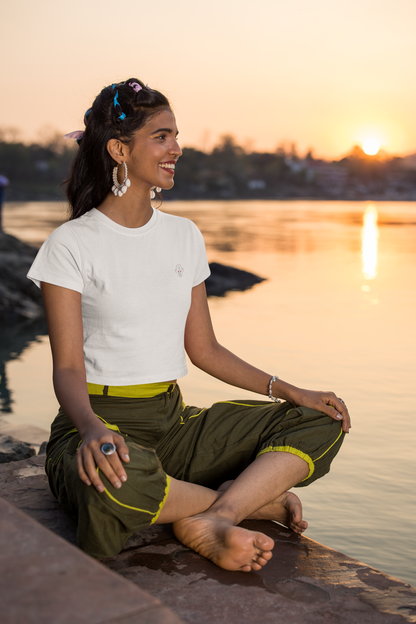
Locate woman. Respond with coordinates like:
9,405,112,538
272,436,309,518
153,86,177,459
28,79,350,572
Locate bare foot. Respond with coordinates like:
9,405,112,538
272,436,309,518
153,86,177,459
173,512,275,572
218,481,308,535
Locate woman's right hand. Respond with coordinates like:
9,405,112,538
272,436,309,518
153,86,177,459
76,421,130,493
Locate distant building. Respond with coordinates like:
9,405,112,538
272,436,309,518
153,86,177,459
306,161,348,194
247,179,266,190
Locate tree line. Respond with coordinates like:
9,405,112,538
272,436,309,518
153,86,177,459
1,130,415,201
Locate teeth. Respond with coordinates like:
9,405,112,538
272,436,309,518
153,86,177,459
160,163,175,169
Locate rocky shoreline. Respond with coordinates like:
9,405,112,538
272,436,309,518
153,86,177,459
0,433,46,464
0,231,266,325
0,232,44,324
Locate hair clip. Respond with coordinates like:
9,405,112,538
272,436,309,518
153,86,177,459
63,130,84,141
83,108,92,125
129,82,142,93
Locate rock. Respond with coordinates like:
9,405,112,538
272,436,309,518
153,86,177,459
0,434,36,463
206,262,266,297
38,441,48,455
0,232,265,322
0,232,44,325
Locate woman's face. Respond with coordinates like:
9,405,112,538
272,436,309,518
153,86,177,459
125,108,182,192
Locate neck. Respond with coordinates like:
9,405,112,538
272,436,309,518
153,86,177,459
97,188,154,228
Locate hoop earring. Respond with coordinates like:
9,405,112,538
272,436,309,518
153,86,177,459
150,187,162,200
112,162,131,197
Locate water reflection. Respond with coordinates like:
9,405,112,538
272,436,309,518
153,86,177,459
0,320,47,413
361,203,379,280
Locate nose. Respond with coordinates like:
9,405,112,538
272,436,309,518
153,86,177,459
170,138,182,159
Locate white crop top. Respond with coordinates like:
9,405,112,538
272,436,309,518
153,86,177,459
27,208,211,385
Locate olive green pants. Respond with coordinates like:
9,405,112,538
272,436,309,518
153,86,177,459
46,384,345,559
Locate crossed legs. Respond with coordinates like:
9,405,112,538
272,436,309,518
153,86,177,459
155,451,309,572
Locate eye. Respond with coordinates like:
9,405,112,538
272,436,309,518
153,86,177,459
155,134,166,141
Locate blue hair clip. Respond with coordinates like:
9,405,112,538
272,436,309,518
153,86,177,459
83,108,92,125
111,85,127,121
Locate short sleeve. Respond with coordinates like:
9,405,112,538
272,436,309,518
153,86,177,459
27,224,85,293
191,222,211,287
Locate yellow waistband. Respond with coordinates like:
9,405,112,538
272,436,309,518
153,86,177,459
87,382,173,398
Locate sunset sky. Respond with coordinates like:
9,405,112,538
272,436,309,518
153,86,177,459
2,0,416,158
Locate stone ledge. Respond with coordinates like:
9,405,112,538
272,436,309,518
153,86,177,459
1,456,415,624
0,497,183,624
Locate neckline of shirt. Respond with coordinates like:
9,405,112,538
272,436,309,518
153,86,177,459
88,207,159,236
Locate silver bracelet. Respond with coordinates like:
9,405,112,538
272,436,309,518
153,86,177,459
268,375,283,403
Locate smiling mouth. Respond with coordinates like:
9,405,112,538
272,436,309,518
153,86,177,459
159,163,175,171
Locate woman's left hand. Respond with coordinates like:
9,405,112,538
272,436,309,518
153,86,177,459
285,386,351,433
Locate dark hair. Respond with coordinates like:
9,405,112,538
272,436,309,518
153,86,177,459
67,79,170,219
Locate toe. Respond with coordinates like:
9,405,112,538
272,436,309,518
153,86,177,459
255,533,275,552
260,549,273,561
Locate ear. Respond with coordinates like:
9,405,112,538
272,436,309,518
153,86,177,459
107,138,128,163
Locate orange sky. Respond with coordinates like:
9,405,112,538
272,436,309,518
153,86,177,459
2,0,416,158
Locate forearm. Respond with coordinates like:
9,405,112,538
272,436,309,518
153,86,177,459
190,342,295,402
53,368,101,438
191,342,351,431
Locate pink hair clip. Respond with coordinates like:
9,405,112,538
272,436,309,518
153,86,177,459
129,82,142,93
63,130,84,141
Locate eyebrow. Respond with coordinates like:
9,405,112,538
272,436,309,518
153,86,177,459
151,127,179,136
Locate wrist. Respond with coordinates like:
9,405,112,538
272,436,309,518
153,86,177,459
75,412,104,439
269,377,298,404
268,375,282,403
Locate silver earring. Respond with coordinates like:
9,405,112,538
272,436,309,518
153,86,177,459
112,162,131,197
150,187,162,199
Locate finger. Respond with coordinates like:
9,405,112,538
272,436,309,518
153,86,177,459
115,436,130,464
91,448,124,490
322,397,351,433
331,397,351,432
106,444,129,483
76,448,91,486
79,447,106,493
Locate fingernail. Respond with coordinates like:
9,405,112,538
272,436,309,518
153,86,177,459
85,480,91,486
336,413,343,419
97,486,104,493
121,475,127,482
114,481,121,489
124,454,130,461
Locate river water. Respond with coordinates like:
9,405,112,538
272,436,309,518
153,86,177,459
2,199,416,586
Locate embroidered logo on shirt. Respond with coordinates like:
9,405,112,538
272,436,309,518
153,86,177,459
175,264,184,277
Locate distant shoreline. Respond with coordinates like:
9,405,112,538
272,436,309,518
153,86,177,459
4,192,416,203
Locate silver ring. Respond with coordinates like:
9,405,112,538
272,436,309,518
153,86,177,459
101,442,116,456
338,397,345,404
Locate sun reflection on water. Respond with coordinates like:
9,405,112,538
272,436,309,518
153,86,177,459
362,203,379,280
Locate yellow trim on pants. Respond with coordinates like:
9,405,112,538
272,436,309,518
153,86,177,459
314,427,344,462
257,445,315,481
97,468,171,519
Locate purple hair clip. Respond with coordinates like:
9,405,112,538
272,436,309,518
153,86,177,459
63,130,84,141
129,82,142,93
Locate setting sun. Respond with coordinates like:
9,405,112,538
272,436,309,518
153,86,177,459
363,139,380,156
